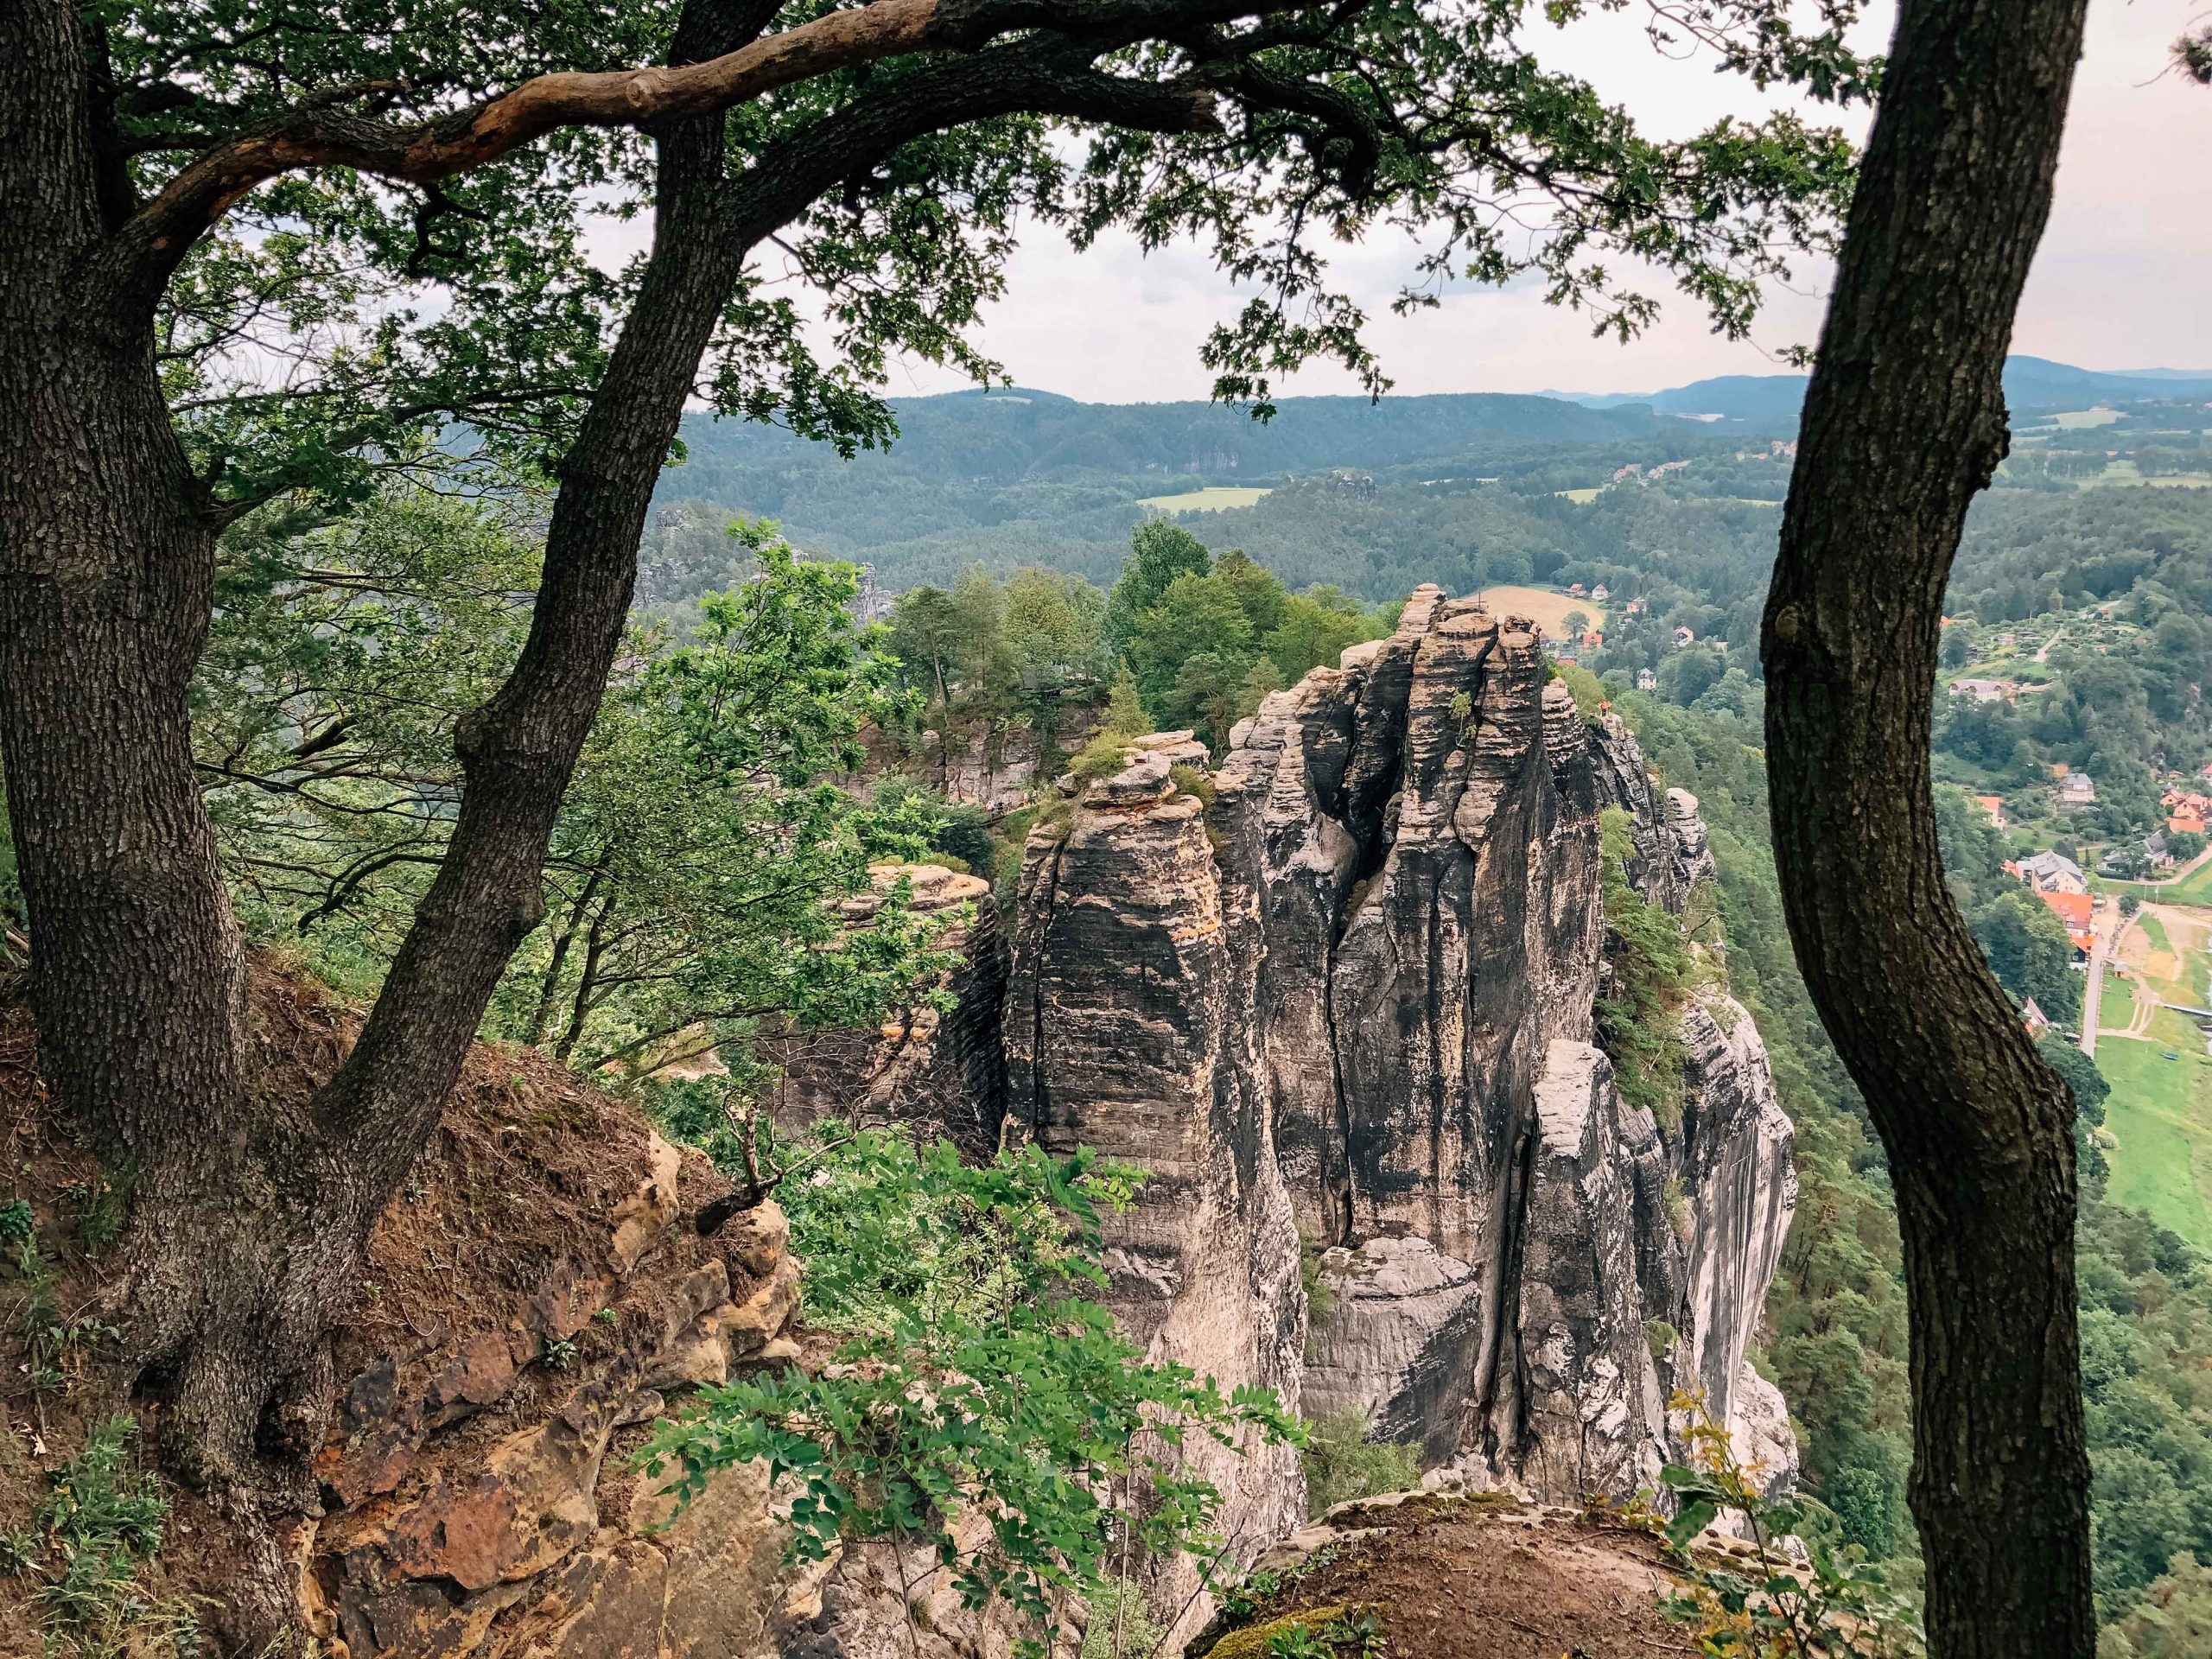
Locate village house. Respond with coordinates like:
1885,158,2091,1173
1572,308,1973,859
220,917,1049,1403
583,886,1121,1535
2102,834,2173,876
1567,582,1588,596
2033,887,2096,961
2022,996,2050,1038
2173,806,2207,838
1672,626,1694,648
1948,677,2018,703
1581,629,1605,649
1974,794,2006,830
1636,669,1657,691
1591,584,1611,603
2057,772,2097,812
2012,849,2090,896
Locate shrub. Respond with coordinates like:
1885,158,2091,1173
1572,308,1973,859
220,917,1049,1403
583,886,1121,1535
639,1129,1298,1657
1657,1392,1924,1658
1300,1409,1421,1516
1072,732,1138,783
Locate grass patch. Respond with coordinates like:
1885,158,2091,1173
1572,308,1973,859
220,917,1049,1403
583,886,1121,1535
1135,486,1271,512
2139,912,2174,955
2111,861,2212,906
1,1417,205,1658
1554,486,1605,504
2101,1007,2212,1252
2101,968,2138,1029
2051,408,2123,429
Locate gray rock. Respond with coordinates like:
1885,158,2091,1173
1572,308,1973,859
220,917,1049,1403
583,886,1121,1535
1303,1236,1482,1464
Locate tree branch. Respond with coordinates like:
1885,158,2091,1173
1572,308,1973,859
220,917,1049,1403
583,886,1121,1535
99,0,1305,310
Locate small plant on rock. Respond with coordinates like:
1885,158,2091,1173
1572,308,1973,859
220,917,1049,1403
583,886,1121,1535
1656,1392,1923,1658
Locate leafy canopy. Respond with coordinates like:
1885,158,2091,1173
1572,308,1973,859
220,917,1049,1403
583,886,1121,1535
109,0,1876,521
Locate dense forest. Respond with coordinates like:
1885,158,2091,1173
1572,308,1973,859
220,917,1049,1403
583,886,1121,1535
1587,683,2212,1652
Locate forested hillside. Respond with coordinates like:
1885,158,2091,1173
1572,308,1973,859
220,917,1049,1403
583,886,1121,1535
1592,684,2212,1648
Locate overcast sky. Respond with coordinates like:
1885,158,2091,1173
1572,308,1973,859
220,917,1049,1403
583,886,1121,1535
865,1,2210,403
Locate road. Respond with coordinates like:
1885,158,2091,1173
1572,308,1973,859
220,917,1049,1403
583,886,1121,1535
2083,895,2138,1057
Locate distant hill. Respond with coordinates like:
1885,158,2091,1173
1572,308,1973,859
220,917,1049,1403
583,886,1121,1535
650,387,1737,595
1555,356,2212,423
671,386,1679,492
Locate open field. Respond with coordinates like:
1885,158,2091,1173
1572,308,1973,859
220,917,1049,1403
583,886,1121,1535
2051,407,2124,429
2110,860,2212,908
2101,967,2138,1030
1135,486,1272,512
1554,486,1605,504
1469,584,1609,638
2082,459,2212,490
2101,1006,2212,1251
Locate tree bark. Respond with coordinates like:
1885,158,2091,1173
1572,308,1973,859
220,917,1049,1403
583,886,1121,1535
1760,1,2094,1654
3,19,1228,1636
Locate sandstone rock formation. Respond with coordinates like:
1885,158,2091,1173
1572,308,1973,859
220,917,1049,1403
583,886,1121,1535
1003,727,1307,1644
990,589,1798,1601
767,861,1009,1160
305,1110,810,1659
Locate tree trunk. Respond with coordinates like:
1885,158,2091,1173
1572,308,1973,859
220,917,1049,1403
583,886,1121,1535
1,6,1225,1641
1760,1,2094,1654
0,3,756,1640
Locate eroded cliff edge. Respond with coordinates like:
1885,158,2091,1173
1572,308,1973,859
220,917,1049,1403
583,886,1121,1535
994,589,1799,1535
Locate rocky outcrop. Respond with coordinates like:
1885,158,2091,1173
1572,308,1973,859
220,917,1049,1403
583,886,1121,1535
305,1103,811,1659
1300,1235,1481,1465
1590,712,1715,912
995,590,1796,1565
1675,998,1799,1461
766,862,1009,1160
1004,729,1306,1644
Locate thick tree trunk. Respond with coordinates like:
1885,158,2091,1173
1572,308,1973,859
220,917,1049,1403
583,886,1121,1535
1761,1,2094,1654
0,3,753,1639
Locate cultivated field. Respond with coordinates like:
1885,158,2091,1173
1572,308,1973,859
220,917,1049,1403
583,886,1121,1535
2101,906,2212,1249
1471,584,1609,639
1135,485,1273,512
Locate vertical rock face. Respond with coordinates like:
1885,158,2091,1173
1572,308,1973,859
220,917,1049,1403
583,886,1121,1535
1002,736,1306,1643
995,592,1798,1554
766,862,1009,1160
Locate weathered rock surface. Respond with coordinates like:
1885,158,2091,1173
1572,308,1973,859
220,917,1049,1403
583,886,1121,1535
1300,1236,1481,1464
766,861,1009,1160
306,1119,810,1659
1004,746,1306,1646
762,592,1799,1646
990,591,1797,1580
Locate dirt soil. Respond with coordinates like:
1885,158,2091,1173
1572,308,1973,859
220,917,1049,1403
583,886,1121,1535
0,956,741,1655
1190,1494,1700,1659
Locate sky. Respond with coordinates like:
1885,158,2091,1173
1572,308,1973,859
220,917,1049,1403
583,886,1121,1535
861,1,2212,404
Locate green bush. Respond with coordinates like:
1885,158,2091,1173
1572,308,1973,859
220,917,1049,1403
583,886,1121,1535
639,1129,1299,1657
1300,1408,1421,1517
1593,806,1695,1126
